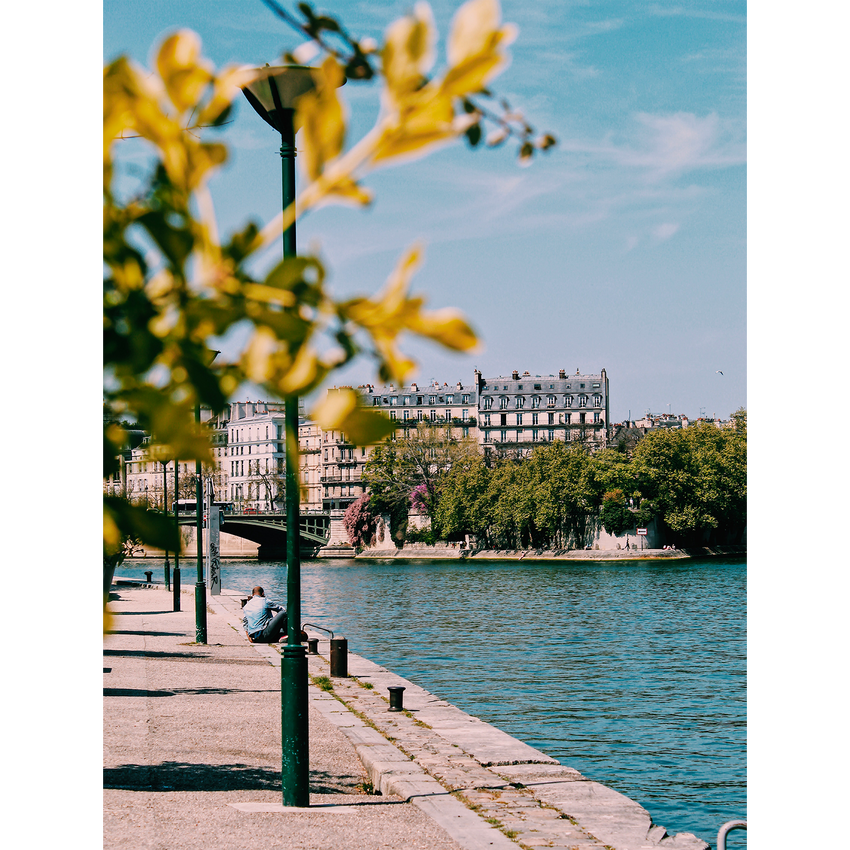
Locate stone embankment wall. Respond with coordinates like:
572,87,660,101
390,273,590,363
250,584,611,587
132,526,259,558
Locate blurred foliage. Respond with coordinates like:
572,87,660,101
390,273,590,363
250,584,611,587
104,0,557,566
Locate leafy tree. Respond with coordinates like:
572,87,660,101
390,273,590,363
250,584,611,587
599,489,635,536
363,424,479,522
630,423,746,545
432,450,491,539
525,441,599,548
103,0,555,578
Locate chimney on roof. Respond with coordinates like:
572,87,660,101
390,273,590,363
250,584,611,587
411,382,418,391
456,381,463,390
512,370,519,380
559,369,566,379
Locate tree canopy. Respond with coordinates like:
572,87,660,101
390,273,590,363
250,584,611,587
363,416,747,550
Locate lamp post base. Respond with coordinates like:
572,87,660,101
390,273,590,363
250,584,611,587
281,643,309,807
195,582,207,643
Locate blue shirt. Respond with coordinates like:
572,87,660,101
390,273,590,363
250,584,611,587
242,596,281,634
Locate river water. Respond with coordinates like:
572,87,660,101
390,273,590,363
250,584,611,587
117,556,746,847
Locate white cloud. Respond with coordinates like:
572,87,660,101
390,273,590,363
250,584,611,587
653,222,680,240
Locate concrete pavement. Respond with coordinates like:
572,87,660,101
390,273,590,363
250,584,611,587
105,582,709,850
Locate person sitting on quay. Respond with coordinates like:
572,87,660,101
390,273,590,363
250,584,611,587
242,586,289,643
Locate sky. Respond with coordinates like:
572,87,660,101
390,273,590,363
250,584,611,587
102,0,746,424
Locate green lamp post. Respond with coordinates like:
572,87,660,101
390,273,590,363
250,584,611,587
241,64,322,809
194,403,207,644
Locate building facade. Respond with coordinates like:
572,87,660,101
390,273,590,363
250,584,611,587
110,367,611,515
474,368,609,458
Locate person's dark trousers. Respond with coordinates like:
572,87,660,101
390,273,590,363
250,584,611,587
252,608,288,643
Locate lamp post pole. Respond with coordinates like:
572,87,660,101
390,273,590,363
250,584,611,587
242,66,322,809
279,107,309,808
195,406,207,644
162,461,171,590
173,460,181,611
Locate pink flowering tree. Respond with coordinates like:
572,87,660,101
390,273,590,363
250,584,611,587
343,494,377,548
410,483,430,515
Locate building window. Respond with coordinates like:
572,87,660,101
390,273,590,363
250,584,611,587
429,395,436,404
593,412,600,423
445,409,451,421
462,408,468,419
566,395,574,407
548,412,554,425
403,395,410,405
447,394,454,403
593,395,602,407
531,396,540,409
532,412,539,425
499,396,508,409
484,396,493,410
579,395,588,408
484,413,491,426
516,413,523,426
548,430,555,441
532,428,539,441
417,411,423,421
462,394,469,404
516,396,525,408
430,410,437,421
501,430,507,442
547,395,556,407
580,412,586,424
403,409,410,421
373,397,380,406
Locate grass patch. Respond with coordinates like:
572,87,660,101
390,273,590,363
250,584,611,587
312,675,334,692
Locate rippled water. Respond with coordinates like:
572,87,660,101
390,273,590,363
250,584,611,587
118,556,746,847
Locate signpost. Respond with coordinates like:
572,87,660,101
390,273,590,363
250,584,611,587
207,505,221,595
637,528,647,550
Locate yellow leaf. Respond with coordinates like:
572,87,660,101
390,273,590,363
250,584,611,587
241,283,297,306
408,308,480,352
276,345,327,396
382,3,436,104
371,85,456,165
242,326,279,383
310,389,397,445
297,56,348,182
448,0,513,66
156,31,213,114
197,64,255,126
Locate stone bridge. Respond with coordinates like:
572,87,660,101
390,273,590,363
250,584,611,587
178,511,331,561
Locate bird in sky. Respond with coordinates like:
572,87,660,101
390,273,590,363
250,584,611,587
716,370,724,375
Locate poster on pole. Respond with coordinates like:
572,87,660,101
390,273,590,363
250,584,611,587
208,506,221,595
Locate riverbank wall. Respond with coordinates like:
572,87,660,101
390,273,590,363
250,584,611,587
356,544,746,562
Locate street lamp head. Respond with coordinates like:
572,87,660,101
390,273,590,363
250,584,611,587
241,65,319,134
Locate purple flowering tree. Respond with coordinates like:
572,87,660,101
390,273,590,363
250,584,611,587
343,494,377,548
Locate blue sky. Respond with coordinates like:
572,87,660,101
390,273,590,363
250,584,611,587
102,0,746,423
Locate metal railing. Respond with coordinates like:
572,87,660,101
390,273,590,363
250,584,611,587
717,819,746,850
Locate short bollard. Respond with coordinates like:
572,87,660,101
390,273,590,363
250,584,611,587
330,637,348,677
388,686,406,712
307,637,319,655
144,571,153,583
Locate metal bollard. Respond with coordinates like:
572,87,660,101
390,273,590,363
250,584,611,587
329,637,348,677
388,686,406,711
307,637,319,655
144,571,153,583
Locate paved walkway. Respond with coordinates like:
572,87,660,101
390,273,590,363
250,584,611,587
104,583,710,850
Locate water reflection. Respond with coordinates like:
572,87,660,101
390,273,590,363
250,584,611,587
117,556,746,846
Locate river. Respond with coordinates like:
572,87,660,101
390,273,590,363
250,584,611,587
117,556,746,847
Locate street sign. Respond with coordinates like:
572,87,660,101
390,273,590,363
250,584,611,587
637,528,648,536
